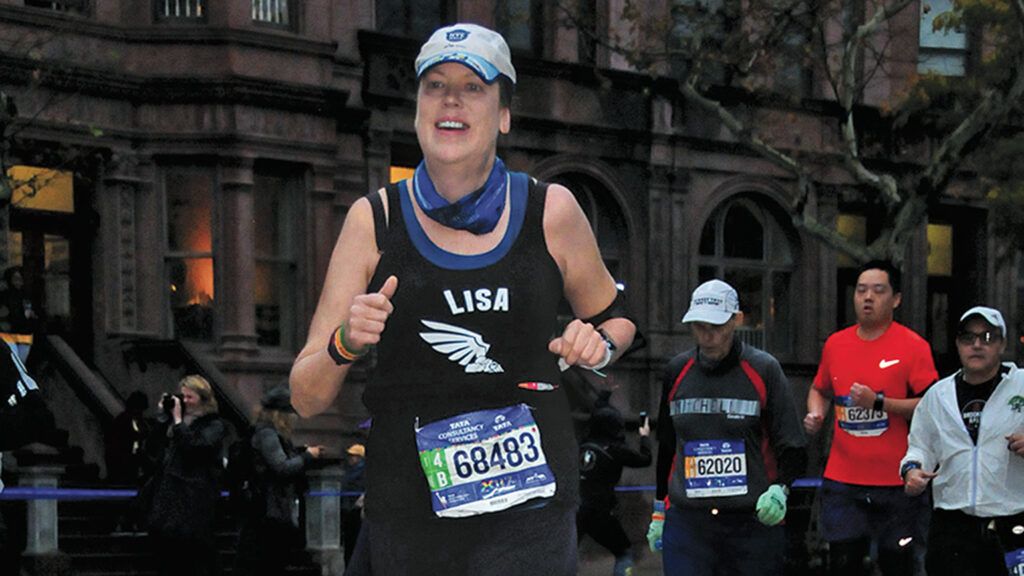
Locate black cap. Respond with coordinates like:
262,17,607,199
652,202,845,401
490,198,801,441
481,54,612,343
261,385,295,413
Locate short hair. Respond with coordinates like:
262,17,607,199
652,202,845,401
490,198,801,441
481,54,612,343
497,76,514,110
858,260,901,293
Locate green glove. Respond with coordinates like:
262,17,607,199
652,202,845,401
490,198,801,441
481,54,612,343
646,500,665,552
756,484,788,526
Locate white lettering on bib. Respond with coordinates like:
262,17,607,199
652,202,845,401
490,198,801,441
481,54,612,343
835,394,889,437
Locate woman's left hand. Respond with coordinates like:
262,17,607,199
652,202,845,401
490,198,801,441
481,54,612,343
548,319,606,368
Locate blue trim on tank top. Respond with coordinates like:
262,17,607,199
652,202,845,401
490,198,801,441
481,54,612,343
399,172,529,270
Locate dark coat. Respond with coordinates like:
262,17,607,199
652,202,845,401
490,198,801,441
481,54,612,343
250,423,312,527
146,413,226,540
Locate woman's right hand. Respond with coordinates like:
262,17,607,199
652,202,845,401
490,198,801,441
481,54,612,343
344,276,398,351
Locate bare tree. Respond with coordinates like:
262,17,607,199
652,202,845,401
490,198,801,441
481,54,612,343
559,0,1024,265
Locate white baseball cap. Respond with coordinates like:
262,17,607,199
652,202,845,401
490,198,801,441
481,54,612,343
959,306,1006,338
415,23,517,84
682,279,740,325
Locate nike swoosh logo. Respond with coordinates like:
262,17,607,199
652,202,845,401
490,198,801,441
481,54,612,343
879,359,900,369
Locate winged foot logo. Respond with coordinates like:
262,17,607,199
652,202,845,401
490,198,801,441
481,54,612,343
419,319,504,373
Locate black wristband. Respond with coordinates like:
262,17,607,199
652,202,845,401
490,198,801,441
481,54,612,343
873,391,885,411
900,460,922,480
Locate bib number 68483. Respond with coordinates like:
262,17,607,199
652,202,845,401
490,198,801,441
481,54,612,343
451,431,541,480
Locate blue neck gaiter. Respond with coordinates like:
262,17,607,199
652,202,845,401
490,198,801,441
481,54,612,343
412,157,508,235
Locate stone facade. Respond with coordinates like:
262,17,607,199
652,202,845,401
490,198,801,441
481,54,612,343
0,0,1015,456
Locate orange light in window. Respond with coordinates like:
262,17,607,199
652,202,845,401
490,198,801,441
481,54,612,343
186,259,214,306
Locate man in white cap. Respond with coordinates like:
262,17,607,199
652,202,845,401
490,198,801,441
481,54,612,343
804,260,938,576
901,305,1024,576
646,279,806,575
290,22,636,575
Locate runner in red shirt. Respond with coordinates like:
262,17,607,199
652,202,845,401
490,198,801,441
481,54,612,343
805,260,937,576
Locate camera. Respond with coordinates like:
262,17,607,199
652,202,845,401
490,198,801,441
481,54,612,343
161,393,184,417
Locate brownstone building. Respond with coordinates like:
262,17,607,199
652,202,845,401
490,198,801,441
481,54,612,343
0,0,1016,471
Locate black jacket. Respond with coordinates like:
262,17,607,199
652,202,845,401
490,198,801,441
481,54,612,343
146,412,226,539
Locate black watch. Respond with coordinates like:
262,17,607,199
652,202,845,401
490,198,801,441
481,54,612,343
873,391,885,412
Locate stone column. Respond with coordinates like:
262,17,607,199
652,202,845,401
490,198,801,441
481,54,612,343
101,155,159,336
17,444,70,575
305,464,344,576
217,159,259,356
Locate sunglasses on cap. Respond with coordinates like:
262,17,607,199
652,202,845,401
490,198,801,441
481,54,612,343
955,330,1003,346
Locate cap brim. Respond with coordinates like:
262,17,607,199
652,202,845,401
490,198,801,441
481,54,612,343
682,309,733,325
416,51,502,83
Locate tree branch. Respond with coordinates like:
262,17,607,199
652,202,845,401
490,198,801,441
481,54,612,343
836,0,916,207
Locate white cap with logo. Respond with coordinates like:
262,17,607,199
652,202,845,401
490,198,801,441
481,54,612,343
959,306,1006,338
415,23,517,84
682,279,740,325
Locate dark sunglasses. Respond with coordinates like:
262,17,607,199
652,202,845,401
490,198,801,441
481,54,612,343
956,330,1003,345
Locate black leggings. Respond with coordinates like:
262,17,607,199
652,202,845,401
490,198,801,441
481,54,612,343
828,537,913,576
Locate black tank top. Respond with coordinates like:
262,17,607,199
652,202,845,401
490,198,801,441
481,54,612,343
362,174,577,519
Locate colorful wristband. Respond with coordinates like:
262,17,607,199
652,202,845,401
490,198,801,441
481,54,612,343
327,323,368,365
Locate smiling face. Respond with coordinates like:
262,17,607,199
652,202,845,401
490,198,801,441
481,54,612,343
414,62,510,171
854,268,901,330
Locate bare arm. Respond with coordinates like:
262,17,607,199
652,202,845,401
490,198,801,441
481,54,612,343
804,386,830,435
289,195,388,418
543,184,635,366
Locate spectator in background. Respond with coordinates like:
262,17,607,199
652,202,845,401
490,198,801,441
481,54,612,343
804,261,937,576
144,374,225,576
901,306,1024,576
106,390,152,534
577,391,651,576
234,385,322,576
342,443,366,566
0,266,38,362
106,390,152,486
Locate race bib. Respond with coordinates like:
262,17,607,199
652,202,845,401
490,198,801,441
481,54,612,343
683,439,747,498
1007,548,1024,576
835,395,888,437
415,404,555,518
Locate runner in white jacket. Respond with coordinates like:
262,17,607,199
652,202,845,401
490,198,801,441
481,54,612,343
901,306,1024,576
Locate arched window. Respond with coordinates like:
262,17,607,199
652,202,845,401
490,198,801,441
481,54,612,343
698,195,797,355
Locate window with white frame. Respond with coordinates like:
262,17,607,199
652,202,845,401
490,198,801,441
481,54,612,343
252,0,294,28
918,0,967,76
698,195,797,355
156,0,204,19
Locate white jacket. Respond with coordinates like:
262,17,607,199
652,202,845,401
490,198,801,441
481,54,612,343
902,362,1024,517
